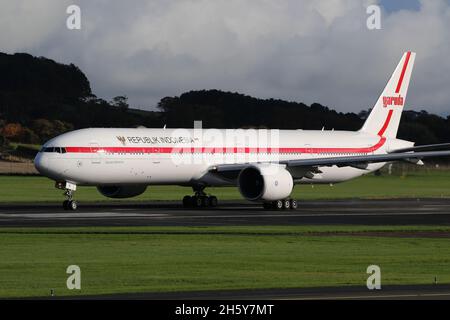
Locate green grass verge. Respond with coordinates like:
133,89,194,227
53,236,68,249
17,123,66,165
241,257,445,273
1,168,450,202
0,225,449,298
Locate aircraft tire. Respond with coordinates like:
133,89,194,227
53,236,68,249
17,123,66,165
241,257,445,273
290,199,298,209
274,200,283,210
209,196,218,207
182,195,192,208
201,196,210,207
68,200,77,211
193,196,203,208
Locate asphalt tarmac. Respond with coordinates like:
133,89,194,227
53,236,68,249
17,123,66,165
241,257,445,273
34,284,450,300
0,198,450,227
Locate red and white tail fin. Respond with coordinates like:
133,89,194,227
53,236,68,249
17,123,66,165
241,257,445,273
360,51,415,138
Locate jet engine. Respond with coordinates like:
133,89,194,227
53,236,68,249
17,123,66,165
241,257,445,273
238,164,293,201
97,185,147,198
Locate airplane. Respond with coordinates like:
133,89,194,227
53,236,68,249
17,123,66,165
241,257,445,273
34,51,450,210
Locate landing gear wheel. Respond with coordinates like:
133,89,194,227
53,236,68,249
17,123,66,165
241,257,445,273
274,200,284,210
61,187,78,210
201,196,210,207
290,199,298,209
268,199,296,210
184,185,219,209
193,196,203,208
209,196,218,207
68,200,77,211
182,195,193,208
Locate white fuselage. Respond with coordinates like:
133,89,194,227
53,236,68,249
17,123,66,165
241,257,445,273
34,128,412,187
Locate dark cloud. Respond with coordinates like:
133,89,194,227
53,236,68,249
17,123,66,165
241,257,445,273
1,0,449,114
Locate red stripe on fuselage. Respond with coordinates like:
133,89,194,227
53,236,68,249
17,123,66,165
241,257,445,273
395,51,411,94
64,138,386,155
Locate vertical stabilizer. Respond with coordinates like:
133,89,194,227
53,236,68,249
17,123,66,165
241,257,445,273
360,51,415,138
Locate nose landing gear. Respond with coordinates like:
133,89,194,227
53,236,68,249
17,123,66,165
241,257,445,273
56,181,78,210
62,190,78,211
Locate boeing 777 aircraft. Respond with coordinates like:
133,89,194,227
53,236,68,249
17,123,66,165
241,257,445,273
34,52,450,210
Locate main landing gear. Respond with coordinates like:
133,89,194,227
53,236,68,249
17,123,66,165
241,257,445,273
263,199,298,210
182,186,218,208
56,181,78,211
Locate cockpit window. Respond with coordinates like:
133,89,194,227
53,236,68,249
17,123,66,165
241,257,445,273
41,147,67,153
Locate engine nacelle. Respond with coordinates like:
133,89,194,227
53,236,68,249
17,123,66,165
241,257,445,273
97,185,147,198
238,164,293,201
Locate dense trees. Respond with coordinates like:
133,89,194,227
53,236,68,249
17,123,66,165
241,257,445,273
158,90,450,145
0,52,161,143
0,53,90,122
29,119,73,143
158,90,362,130
111,96,129,111
0,52,449,147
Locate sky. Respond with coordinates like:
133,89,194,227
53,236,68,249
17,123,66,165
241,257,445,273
1,0,450,115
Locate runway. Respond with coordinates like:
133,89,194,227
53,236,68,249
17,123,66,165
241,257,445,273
177,284,450,300
1,198,450,227
38,284,450,300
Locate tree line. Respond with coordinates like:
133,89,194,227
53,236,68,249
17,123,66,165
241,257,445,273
0,52,449,147
158,90,450,146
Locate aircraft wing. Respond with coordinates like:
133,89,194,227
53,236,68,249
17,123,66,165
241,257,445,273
282,150,450,167
210,150,450,179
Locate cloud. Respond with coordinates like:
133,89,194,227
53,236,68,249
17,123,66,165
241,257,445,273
1,0,449,115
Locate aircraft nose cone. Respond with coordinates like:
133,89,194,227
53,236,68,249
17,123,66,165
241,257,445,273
34,152,48,175
34,152,64,180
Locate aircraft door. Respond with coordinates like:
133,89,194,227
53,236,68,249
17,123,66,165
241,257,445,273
89,142,103,164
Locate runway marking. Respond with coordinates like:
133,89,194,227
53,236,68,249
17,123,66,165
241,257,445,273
424,204,450,207
147,211,450,219
0,210,449,222
0,212,167,218
285,292,450,300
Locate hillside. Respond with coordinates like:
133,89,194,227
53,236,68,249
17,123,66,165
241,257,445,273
158,90,450,146
0,52,161,146
0,52,449,149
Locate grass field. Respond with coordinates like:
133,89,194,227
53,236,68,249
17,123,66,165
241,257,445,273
0,167,450,202
0,225,449,298
1,168,449,298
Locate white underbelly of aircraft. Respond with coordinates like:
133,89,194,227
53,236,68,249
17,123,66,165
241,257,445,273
59,153,385,186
